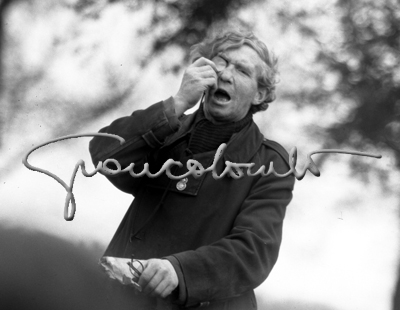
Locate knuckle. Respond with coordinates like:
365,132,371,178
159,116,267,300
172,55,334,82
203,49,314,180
139,274,150,286
147,283,156,292
161,290,170,299
155,287,163,297
160,270,168,278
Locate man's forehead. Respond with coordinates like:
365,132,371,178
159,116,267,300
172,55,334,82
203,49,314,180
217,45,264,69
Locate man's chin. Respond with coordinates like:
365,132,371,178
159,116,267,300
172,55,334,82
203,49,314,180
203,104,230,124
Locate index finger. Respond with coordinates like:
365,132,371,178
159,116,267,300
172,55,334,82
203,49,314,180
192,57,218,73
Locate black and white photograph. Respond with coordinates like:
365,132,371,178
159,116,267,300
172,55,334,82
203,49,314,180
1,0,399,309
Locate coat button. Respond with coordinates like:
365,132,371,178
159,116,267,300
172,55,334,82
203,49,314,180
176,178,188,191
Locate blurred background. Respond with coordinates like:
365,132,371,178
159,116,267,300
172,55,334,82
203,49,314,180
1,0,400,309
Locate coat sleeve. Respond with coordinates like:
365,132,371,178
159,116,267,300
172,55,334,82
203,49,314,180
170,150,295,307
88,98,181,194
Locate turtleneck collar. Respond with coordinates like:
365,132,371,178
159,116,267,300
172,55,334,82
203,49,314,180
188,104,253,154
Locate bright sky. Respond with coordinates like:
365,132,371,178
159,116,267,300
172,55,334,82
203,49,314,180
1,1,400,310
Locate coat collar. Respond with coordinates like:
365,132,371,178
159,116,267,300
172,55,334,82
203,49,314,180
223,121,264,164
164,109,264,164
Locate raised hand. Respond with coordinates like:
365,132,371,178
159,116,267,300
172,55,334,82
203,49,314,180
173,57,218,116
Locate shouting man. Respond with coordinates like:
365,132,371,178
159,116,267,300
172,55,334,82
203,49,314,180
89,30,295,309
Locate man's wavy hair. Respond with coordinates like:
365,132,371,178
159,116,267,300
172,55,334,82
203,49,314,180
189,30,278,114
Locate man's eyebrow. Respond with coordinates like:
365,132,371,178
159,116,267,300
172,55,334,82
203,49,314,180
218,53,253,72
236,62,252,71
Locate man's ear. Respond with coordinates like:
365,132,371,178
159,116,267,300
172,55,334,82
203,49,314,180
252,88,268,106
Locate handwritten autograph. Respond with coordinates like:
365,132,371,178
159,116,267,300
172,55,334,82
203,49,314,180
22,133,382,221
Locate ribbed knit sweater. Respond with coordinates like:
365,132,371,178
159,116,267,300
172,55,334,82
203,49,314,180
188,105,253,154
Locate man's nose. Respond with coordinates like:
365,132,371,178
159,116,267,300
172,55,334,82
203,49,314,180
218,66,234,83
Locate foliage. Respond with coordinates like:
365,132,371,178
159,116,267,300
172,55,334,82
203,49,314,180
275,2,400,306
72,0,262,65
0,0,259,176
307,1,398,168
0,0,260,123
324,0,399,154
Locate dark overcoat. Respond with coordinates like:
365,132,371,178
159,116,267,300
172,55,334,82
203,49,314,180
89,98,295,309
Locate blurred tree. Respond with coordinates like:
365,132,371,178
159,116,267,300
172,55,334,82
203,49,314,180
0,0,260,177
0,0,17,148
71,0,261,64
281,0,399,170
0,0,15,87
321,0,400,165
276,0,400,308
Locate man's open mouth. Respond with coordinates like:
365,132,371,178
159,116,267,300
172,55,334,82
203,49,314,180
213,89,231,102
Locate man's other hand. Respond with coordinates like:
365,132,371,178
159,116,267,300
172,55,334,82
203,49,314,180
173,57,218,116
138,259,179,298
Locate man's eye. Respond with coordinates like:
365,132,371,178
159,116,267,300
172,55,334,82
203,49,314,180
239,68,249,75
